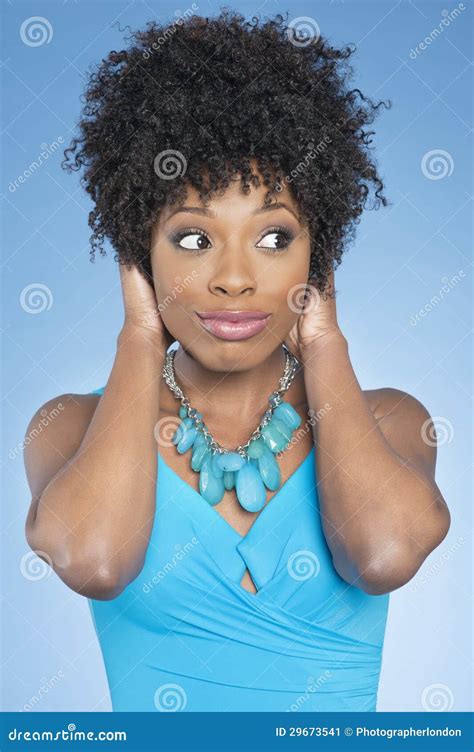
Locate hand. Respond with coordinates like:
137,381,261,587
119,262,175,353
284,269,344,360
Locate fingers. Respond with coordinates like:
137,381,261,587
119,262,158,314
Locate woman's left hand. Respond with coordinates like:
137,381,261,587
284,268,343,361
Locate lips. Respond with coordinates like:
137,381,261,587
196,310,269,322
195,310,271,341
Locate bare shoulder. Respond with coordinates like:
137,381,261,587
24,392,100,500
363,387,438,478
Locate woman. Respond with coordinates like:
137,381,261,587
23,11,450,712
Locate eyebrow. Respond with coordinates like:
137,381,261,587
164,201,301,224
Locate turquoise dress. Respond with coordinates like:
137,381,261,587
87,386,389,712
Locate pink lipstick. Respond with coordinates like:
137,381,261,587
195,310,271,341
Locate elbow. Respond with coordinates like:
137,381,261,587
335,541,421,595
60,551,129,600
354,555,415,595
331,542,415,595
352,502,452,596
72,566,126,600
432,500,451,549
68,546,146,600
356,570,404,595
24,520,127,601
57,557,127,601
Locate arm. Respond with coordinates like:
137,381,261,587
286,269,450,595
24,264,171,600
303,332,450,594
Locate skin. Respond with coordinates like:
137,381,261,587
24,163,450,598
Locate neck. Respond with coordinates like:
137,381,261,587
163,343,306,425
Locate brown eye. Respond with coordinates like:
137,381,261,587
256,226,294,251
172,230,212,251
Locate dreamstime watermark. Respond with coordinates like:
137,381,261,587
277,137,332,191
286,282,321,314
286,16,320,47
20,283,53,314
154,416,181,448
421,682,455,711
142,538,200,593
10,402,65,460
421,149,454,180
9,137,65,193
154,149,188,180
8,725,127,742
20,550,53,581
20,16,53,46
409,4,466,59
142,271,199,327
154,683,188,711
276,404,332,459
287,550,321,581
409,270,465,326
142,5,198,59
21,670,65,711
287,672,333,711
410,536,464,593
421,416,454,447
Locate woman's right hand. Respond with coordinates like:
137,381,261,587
118,261,175,355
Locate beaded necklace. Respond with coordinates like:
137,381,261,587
162,344,302,512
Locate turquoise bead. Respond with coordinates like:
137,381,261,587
257,446,281,491
211,453,224,478
281,436,292,451
193,432,207,450
246,438,266,459
216,452,245,472
235,461,267,512
177,426,197,454
172,417,193,445
223,470,235,490
273,401,302,430
199,455,225,505
261,422,288,453
179,405,187,419
191,443,209,471
271,416,293,442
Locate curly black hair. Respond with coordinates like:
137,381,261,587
62,8,391,293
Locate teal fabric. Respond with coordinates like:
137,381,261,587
88,386,389,712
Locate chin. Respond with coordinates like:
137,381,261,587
183,338,274,371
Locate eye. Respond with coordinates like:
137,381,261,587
171,228,212,251
256,226,294,251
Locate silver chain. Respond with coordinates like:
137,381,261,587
161,344,300,457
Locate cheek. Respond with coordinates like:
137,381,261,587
152,259,201,330
271,258,311,326
152,244,204,290
151,249,180,300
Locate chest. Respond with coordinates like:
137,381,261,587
157,413,315,538
157,405,314,595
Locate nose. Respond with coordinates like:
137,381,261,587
208,239,256,297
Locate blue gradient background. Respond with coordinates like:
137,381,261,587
1,0,472,713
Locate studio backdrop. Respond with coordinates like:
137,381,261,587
1,0,472,716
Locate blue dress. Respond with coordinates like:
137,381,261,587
87,386,389,712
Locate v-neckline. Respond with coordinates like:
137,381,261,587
157,445,315,542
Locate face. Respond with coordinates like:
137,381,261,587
150,166,311,372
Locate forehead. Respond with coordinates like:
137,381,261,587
161,164,301,225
